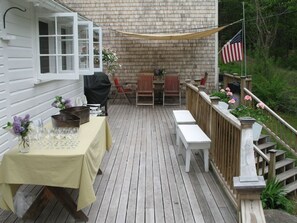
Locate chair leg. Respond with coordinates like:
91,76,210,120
123,93,131,104
163,93,165,106
152,93,154,108
112,92,118,103
136,93,138,107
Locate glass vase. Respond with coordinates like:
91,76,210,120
18,135,30,153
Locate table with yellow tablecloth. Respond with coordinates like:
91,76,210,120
0,116,112,214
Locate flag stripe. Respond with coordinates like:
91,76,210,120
221,30,243,64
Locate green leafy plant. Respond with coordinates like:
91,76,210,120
230,95,269,123
102,48,121,76
51,96,72,110
261,178,295,213
210,87,234,103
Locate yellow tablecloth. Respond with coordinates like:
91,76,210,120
0,116,112,212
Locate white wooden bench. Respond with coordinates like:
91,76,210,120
172,110,196,145
177,124,211,172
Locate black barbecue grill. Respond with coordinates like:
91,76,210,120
84,72,111,116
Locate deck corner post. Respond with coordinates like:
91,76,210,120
234,117,267,223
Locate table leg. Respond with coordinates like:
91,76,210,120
22,187,52,220
97,168,103,175
47,186,89,222
185,148,191,172
177,135,182,155
203,148,209,172
175,123,179,146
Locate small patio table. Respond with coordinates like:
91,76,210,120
0,116,112,221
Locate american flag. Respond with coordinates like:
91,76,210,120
221,30,243,64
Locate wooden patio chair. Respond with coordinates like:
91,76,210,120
136,74,154,107
163,74,181,106
112,77,133,104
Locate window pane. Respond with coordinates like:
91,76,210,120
58,56,74,72
58,36,73,54
79,41,88,56
79,56,90,69
39,37,56,54
40,56,56,73
78,25,89,39
93,28,102,71
57,17,73,35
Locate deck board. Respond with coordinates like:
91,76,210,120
0,104,237,223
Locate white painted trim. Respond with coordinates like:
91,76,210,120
36,12,79,81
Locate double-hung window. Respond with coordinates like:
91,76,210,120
37,12,102,81
93,27,103,72
78,21,94,75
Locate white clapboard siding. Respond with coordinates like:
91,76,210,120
0,0,85,154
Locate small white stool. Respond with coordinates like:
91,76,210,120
177,124,211,172
172,110,196,145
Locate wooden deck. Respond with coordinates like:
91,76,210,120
0,104,237,223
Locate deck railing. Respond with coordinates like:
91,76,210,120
186,84,266,223
244,88,297,155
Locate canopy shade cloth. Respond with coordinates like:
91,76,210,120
115,26,227,40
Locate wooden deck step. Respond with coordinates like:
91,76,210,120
257,134,270,144
256,150,286,164
259,158,295,175
257,142,276,153
284,180,297,194
276,168,297,182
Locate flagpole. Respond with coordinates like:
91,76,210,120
242,2,247,77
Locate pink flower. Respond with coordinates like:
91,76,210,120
244,95,252,101
220,89,225,93
228,98,236,104
227,91,233,96
256,102,265,109
225,87,230,92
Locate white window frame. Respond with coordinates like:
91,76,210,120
93,27,103,72
78,21,94,75
37,12,79,81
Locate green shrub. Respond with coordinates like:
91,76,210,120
261,178,295,213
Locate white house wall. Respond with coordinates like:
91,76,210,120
0,0,84,155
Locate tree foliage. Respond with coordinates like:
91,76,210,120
219,0,297,68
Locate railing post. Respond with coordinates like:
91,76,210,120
268,149,277,181
223,73,228,89
240,76,246,104
233,117,266,210
209,97,220,158
209,96,220,105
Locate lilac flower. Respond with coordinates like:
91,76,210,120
52,96,72,110
3,114,31,138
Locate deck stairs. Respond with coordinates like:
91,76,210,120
255,134,297,195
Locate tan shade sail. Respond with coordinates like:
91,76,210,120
115,26,227,40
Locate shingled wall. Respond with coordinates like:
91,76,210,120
59,0,218,90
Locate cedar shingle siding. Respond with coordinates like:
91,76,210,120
60,0,218,89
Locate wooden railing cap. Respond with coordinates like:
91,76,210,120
233,176,266,190
239,117,255,128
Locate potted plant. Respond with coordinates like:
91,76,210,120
154,68,166,80
230,95,268,141
210,87,235,109
3,114,32,153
